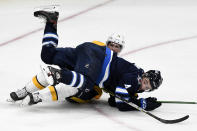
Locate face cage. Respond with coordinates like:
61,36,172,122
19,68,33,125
106,42,123,50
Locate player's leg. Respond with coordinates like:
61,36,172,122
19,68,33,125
41,66,94,90
35,10,77,69
19,42,106,105
40,66,103,104
21,83,78,105
34,9,60,65
39,13,59,64
9,67,50,102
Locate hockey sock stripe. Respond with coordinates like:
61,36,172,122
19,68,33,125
69,71,85,88
42,33,58,47
73,73,80,87
32,76,45,90
69,71,77,87
75,74,84,88
42,41,57,47
43,33,58,40
48,86,58,101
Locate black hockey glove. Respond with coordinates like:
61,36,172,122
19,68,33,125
139,97,162,111
108,96,116,107
108,94,140,111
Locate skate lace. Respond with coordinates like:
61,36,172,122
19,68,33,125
33,93,42,102
16,88,28,97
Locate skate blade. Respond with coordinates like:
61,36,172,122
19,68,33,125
6,98,15,103
34,5,60,12
6,98,24,106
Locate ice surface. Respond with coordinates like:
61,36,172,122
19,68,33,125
0,0,197,131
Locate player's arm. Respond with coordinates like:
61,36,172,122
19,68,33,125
113,86,139,111
111,86,161,111
109,74,161,111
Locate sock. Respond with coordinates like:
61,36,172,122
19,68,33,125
60,69,85,88
42,22,58,47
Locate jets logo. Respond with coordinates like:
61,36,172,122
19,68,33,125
124,84,131,89
85,64,89,68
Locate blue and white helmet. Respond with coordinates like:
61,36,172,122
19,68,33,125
106,33,125,48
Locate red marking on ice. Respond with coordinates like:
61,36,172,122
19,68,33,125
94,107,143,131
120,35,197,57
0,0,115,47
1,0,195,130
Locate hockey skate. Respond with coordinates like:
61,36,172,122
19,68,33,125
8,87,28,103
34,10,59,25
20,92,42,106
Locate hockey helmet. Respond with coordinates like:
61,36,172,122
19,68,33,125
106,33,125,48
144,70,163,91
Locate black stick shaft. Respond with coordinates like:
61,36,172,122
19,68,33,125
102,88,189,124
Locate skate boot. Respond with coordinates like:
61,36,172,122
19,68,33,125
9,87,28,102
34,10,59,26
21,92,42,106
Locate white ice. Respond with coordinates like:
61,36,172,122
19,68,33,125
0,0,197,131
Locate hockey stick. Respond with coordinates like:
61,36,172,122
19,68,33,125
158,100,197,104
102,88,189,124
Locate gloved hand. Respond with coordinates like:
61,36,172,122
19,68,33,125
140,97,162,111
108,96,116,107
